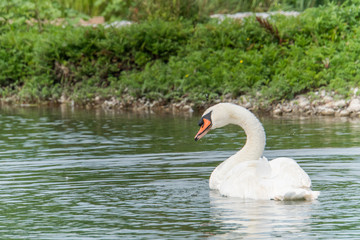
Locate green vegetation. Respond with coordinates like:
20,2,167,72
42,0,347,21
1,0,347,23
1,1,360,106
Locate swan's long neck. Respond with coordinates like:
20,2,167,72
209,105,266,189
230,106,266,161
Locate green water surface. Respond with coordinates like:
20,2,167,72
0,106,359,239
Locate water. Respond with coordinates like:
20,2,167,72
0,106,359,239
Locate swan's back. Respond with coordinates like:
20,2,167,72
217,157,319,201
269,157,319,200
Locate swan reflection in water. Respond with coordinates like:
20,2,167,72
209,191,317,239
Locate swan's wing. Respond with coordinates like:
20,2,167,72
269,157,319,200
216,157,319,200
269,157,312,188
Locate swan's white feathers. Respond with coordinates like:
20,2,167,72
200,103,319,201
269,157,311,189
219,159,271,199
217,157,314,200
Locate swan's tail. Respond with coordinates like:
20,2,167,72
274,190,320,201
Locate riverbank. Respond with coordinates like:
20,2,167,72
5,89,356,118
99,91,360,117
2,3,360,116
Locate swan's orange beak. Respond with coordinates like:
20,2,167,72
194,118,212,141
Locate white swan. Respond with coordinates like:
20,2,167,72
194,103,319,201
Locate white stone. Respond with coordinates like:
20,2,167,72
104,20,133,28
94,96,101,102
347,98,360,112
323,96,333,104
333,99,346,108
210,11,300,21
297,96,310,108
320,108,335,116
339,110,350,117
183,105,194,113
282,106,292,113
273,108,282,115
244,102,252,109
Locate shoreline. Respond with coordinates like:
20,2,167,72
3,90,360,118
94,90,360,118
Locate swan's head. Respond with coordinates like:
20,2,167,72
194,103,233,141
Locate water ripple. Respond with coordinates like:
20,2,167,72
0,108,359,239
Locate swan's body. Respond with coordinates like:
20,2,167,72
195,103,319,201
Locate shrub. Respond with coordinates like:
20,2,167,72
2,2,360,103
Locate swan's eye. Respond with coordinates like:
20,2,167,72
198,111,212,127
198,118,204,127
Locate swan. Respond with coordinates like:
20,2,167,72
194,103,319,201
